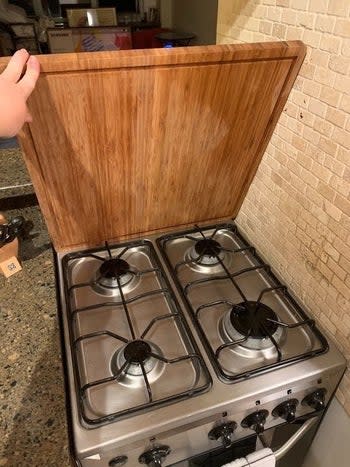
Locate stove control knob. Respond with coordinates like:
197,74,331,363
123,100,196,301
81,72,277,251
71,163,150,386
139,445,171,467
272,399,299,423
241,410,269,434
208,421,237,448
109,456,128,466
302,388,327,411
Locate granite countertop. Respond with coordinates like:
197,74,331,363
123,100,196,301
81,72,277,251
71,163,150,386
0,148,71,466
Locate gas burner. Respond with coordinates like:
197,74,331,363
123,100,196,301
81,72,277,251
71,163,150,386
185,237,229,273
193,239,222,264
111,340,166,387
93,258,140,296
220,301,284,353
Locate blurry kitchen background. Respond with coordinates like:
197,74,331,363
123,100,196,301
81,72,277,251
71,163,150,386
0,0,218,54
0,1,349,465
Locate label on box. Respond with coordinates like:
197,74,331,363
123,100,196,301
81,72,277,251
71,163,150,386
0,256,22,278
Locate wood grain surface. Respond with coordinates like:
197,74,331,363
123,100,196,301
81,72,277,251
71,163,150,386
1,42,306,250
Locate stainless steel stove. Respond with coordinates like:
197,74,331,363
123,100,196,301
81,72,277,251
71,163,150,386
56,222,346,467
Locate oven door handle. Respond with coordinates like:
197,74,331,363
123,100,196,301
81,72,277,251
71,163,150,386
272,416,318,461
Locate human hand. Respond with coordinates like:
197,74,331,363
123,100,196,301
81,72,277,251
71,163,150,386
0,49,40,138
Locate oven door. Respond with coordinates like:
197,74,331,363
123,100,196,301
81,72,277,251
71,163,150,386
168,415,320,467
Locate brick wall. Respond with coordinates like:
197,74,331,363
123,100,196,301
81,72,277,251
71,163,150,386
217,0,350,415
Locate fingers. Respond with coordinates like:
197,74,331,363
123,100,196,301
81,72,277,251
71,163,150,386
18,55,40,99
1,48,29,83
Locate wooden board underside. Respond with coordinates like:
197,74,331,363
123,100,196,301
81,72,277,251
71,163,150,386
1,42,306,250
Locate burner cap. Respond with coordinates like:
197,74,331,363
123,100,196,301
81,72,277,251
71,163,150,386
99,258,130,279
123,340,152,364
111,340,165,382
194,239,222,258
230,301,278,338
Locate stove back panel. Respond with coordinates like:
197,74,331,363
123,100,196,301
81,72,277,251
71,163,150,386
2,42,306,250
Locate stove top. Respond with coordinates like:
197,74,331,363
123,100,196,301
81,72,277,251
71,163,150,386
56,222,345,466
157,224,328,382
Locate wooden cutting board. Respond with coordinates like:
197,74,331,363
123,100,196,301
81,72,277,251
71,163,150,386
0,41,306,251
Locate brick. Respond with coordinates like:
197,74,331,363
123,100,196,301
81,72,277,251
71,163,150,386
329,55,350,75
318,261,334,282
336,146,349,164
296,151,313,170
319,86,342,107
334,74,350,95
309,0,329,13
300,62,316,79
293,0,310,10
324,200,343,221
334,19,350,37
276,0,289,6
339,93,350,112
298,109,315,127
335,194,350,217
339,256,350,275
297,11,316,29
295,76,305,91
329,174,350,198
303,29,322,48
315,66,336,87
305,142,325,165
259,21,273,35
253,32,267,42
334,237,350,262
245,17,260,32
301,168,319,188
272,23,287,39
333,127,350,149
319,137,338,156
292,90,310,108
313,117,333,137
317,181,336,202
325,107,347,128
286,26,303,40
237,29,254,42
342,38,350,57
332,275,350,299
312,161,333,183
324,155,346,177
283,102,298,119
320,34,341,53
267,6,282,21
328,257,347,281
328,217,350,243
281,9,297,25
308,97,327,117
309,49,330,67
303,126,321,145
292,133,308,152
328,0,350,16
306,186,324,207
303,78,321,97
255,5,269,18
315,15,336,33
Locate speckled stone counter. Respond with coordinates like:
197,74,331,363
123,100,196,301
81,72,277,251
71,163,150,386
1,149,71,466
0,147,33,198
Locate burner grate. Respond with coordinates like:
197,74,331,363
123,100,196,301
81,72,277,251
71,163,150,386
158,223,328,383
63,240,211,426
